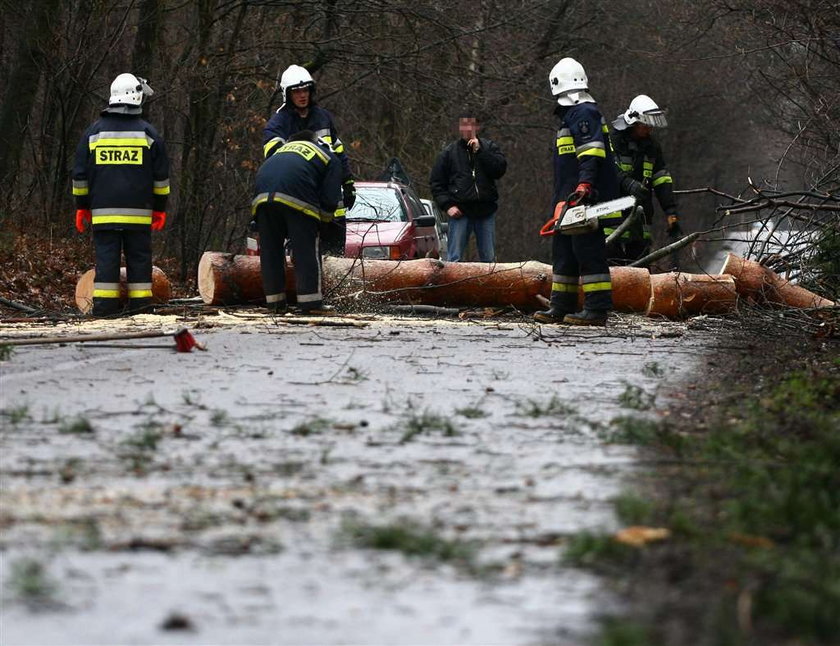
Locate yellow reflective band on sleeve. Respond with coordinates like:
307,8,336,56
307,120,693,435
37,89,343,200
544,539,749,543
551,282,579,293
643,161,654,170
618,163,633,172
264,137,283,157
332,142,345,153
153,186,170,195
91,215,153,225
72,186,89,196
652,175,673,187
93,289,121,298
581,282,611,292
577,147,606,159
556,136,575,155
128,289,153,298
334,208,347,218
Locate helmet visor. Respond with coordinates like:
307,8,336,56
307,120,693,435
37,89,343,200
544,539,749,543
639,111,667,128
137,76,154,98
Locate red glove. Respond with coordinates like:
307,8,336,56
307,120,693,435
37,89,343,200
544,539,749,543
75,209,91,233
569,183,592,206
151,211,167,231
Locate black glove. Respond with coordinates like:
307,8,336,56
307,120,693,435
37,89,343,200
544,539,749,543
342,182,356,211
628,179,650,200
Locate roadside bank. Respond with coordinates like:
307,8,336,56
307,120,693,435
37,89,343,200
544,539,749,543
574,313,840,646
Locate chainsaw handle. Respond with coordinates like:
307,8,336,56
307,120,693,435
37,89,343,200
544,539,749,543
539,201,568,237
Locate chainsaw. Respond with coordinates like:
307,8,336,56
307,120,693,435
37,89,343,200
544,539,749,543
540,195,637,236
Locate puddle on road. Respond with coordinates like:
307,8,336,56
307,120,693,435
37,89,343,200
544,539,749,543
0,312,715,645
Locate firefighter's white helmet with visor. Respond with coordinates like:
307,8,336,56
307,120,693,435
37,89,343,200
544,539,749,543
614,94,668,130
549,57,595,106
109,73,154,107
280,64,315,101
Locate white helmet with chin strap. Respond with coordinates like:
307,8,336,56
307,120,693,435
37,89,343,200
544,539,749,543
109,73,154,106
549,57,595,106
280,64,315,102
613,94,668,130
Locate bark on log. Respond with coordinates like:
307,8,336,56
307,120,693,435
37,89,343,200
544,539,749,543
197,252,297,305
197,252,652,313
719,252,835,309
75,266,172,314
646,272,738,318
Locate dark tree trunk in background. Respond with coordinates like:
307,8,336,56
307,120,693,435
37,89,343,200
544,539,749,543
132,0,162,74
0,0,59,190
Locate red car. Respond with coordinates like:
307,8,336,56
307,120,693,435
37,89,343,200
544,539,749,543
345,181,443,259
247,180,444,259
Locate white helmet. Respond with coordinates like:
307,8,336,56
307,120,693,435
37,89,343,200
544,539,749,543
280,64,315,101
614,94,668,130
109,73,153,106
549,57,594,106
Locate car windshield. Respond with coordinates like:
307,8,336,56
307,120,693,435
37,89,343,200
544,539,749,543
347,187,408,222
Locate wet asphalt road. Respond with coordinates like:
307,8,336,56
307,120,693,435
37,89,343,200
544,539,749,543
0,312,720,645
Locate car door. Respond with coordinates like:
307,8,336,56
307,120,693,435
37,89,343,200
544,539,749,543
405,192,437,257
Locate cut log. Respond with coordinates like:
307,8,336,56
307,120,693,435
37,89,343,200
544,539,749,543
75,266,171,314
720,253,835,309
646,272,738,318
197,252,652,313
324,257,554,310
197,252,299,306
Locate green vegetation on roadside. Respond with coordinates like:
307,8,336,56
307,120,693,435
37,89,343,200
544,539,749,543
576,356,840,645
342,519,475,567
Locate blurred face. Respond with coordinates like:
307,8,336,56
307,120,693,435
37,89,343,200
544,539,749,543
631,122,653,139
458,117,480,140
291,87,310,110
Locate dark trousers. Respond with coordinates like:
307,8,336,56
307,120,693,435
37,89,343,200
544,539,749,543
550,229,613,312
320,217,346,257
257,203,322,310
92,228,152,316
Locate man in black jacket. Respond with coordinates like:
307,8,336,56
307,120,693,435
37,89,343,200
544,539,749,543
429,115,507,262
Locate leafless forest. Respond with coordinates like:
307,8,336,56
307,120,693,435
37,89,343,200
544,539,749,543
1,0,838,282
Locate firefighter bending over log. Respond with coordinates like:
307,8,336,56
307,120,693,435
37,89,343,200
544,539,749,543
72,73,170,317
251,130,342,314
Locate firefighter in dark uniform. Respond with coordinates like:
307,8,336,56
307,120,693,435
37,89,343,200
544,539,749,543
73,73,170,316
607,94,680,264
263,64,354,257
252,130,342,313
534,58,621,326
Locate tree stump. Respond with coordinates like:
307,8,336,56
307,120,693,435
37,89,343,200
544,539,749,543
75,266,172,314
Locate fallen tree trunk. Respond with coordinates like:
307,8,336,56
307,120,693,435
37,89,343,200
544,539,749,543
197,252,652,313
646,273,738,318
75,266,172,314
719,253,835,309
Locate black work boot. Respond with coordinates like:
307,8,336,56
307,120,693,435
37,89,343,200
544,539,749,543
533,306,574,324
563,309,609,326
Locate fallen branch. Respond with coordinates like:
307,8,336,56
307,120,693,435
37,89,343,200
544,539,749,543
629,232,701,268
1,328,206,352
